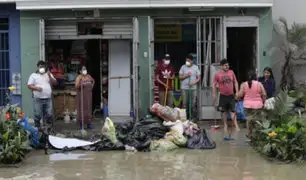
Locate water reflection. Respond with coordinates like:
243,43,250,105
0,131,306,180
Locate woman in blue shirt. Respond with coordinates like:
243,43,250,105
258,67,275,98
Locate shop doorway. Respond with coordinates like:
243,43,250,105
153,18,197,107
46,39,133,119
226,27,257,84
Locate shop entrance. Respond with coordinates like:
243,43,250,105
227,27,257,84
153,18,197,107
41,18,139,120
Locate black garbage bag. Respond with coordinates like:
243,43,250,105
116,117,168,151
186,129,216,149
91,135,125,151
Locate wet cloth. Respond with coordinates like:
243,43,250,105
76,76,93,124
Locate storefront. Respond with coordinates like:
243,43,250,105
17,0,273,120
0,3,20,106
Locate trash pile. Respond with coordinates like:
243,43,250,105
48,103,216,152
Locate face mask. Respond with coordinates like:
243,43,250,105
185,61,191,66
82,70,87,75
39,68,45,74
164,60,170,65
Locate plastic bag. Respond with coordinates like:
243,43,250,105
186,129,216,149
150,139,178,152
17,116,40,148
151,103,179,121
183,120,200,136
116,117,168,151
165,130,187,146
91,136,125,151
264,97,275,110
101,117,118,144
227,101,246,120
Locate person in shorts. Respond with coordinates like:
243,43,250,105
212,59,240,136
238,70,266,138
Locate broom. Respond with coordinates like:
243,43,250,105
210,92,220,129
163,78,169,106
80,83,87,137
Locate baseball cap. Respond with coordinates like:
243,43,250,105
164,54,170,60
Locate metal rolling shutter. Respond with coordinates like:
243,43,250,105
45,20,133,40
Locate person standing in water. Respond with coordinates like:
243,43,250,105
212,59,240,138
258,67,275,98
179,54,201,121
75,65,95,129
27,61,57,128
155,54,175,107
238,70,266,138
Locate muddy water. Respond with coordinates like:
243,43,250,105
1,130,306,180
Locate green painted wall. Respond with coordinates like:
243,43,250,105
20,8,273,117
137,17,150,115
20,18,40,117
259,9,273,71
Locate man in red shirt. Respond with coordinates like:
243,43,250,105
155,54,175,107
212,59,240,137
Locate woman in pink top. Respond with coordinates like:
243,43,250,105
238,71,266,137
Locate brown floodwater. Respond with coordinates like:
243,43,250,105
0,129,305,180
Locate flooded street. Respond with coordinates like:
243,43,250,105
1,129,306,180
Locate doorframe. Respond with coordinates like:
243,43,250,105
132,17,140,121
39,19,45,61
224,16,260,73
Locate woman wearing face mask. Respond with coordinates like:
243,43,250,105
75,65,95,129
258,67,275,98
155,54,175,107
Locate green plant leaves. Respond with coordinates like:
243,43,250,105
251,90,306,162
0,105,30,164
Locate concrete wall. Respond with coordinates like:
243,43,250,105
20,8,272,116
0,4,21,105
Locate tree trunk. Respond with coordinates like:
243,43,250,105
280,56,293,90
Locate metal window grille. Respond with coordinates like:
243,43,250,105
0,18,9,106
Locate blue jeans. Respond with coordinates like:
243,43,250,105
33,98,53,127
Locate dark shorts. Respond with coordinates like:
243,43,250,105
218,94,235,112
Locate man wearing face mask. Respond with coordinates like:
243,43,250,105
155,54,175,107
179,55,201,121
27,61,57,128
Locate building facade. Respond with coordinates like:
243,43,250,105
0,3,21,106
14,0,273,119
